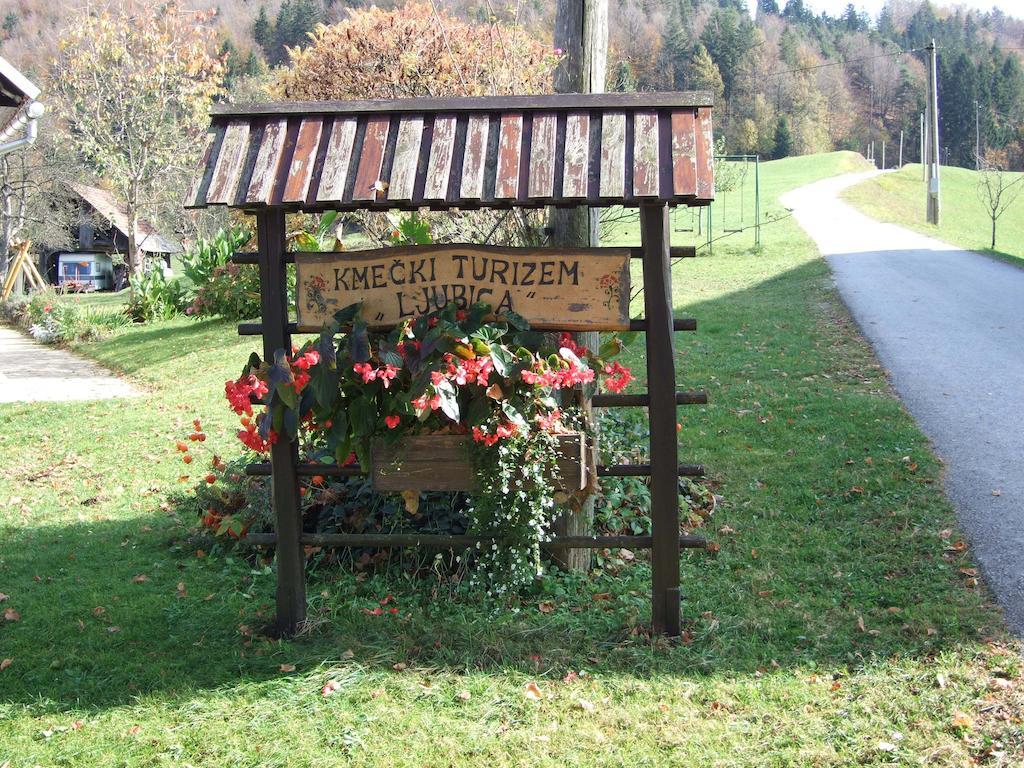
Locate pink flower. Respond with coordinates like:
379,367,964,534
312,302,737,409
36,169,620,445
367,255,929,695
353,362,377,383
385,414,401,429
602,361,634,393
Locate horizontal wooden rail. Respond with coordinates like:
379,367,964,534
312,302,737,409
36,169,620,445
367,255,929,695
245,461,704,479
229,246,696,267
598,463,704,477
591,390,706,408
630,318,697,332
241,532,708,550
239,317,697,336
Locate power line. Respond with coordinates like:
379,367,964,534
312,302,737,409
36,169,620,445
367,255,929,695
761,46,925,79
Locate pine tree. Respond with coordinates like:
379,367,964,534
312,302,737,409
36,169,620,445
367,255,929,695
612,60,637,93
699,7,755,100
688,43,724,101
773,116,793,159
253,6,271,55
758,0,780,16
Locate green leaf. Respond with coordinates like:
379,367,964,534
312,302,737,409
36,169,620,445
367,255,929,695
501,309,530,331
310,365,338,410
332,303,362,326
350,394,377,437
349,319,370,362
489,345,512,377
436,381,460,422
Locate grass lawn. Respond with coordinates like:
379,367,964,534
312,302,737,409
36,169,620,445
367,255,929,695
842,163,1024,266
1,151,1021,766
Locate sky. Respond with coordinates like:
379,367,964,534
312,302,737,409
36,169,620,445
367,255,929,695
743,0,1024,21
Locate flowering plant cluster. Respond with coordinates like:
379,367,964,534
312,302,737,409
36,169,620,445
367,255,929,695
224,301,636,593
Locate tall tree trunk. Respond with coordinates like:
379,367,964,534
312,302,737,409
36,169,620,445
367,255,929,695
992,217,996,250
549,0,608,572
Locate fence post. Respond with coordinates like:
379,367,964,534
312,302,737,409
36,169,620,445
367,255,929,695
639,202,681,637
256,210,306,636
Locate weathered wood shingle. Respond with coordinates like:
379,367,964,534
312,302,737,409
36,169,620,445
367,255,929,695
185,92,715,211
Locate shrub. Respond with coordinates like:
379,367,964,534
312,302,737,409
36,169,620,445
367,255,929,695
1,289,131,343
127,267,188,322
182,226,296,321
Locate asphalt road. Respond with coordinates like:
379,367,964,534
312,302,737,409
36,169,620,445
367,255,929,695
782,171,1024,634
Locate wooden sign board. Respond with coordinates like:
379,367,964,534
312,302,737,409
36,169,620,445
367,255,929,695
294,245,631,331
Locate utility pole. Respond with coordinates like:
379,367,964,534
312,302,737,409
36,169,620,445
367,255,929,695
926,39,940,225
899,129,904,168
550,0,607,571
921,112,926,179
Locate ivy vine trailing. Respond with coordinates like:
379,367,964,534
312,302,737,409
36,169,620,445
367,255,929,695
224,300,636,595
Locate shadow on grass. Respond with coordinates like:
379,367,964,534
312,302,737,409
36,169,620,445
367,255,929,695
81,317,247,376
0,259,1007,714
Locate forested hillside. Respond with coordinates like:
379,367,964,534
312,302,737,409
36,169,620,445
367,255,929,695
1,0,1021,168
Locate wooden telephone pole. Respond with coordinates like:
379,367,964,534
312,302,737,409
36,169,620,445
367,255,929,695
926,40,940,224
549,0,608,571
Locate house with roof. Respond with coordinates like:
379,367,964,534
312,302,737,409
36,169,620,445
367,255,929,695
42,182,183,290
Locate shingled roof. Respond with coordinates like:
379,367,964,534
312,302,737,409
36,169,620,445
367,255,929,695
185,92,714,212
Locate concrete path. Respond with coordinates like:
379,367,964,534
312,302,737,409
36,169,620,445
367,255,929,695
783,171,1024,634
0,326,140,403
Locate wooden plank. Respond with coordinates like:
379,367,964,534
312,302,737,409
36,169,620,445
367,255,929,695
183,126,222,208
243,531,707,550
294,244,632,331
352,115,390,201
282,118,324,203
633,111,660,197
639,202,681,638
255,210,306,637
459,114,490,200
527,112,557,198
494,113,523,199
246,118,288,205
388,114,424,201
695,107,715,200
423,114,457,200
670,110,697,196
206,119,250,205
599,111,626,198
212,91,716,118
373,434,586,492
315,117,357,203
562,111,590,199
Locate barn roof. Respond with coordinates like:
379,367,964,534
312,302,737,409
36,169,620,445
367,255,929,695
70,182,183,254
184,92,715,212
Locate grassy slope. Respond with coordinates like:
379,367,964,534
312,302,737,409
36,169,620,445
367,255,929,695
1,152,1022,767
842,163,1024,266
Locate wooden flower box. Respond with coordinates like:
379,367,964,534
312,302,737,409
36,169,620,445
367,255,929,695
371,433,589,493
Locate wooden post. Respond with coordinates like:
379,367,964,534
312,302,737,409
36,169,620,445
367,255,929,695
549,0,608,571
926,39,940,225
256,210,306,636
639,202,680,637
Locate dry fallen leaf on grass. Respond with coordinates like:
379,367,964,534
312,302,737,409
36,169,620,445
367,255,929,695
131,574,148,583
0,658,11,671
856,616,866,632
280,663,296,673
538,601,555,614
321,680,342,697
951,711,974,730
0,593,9,602
3,608,20,622
576,698,595,712
92,606,105,617
524,681,544,701
127,725,141,736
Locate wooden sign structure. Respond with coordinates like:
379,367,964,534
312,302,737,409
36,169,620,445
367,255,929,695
295,245,631,332
186,91,716,639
